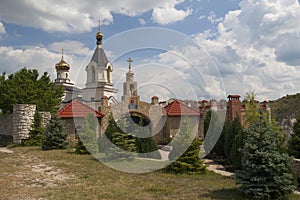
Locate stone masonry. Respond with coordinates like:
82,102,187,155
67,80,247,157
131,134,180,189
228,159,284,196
12,104,36,143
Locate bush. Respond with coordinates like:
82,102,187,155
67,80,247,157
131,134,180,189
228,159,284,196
42,116,68,150
165,139,206,174
236,117,296,199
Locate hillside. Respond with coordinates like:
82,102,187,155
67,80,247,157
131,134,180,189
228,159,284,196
270,93,300,122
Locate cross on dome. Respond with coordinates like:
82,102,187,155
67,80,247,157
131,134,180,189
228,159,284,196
127,58,133,71
61,48,64,60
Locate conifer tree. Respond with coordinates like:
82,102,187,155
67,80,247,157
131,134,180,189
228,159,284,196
105,117,136,160
133,121,161,159
236,115,296,199
228,116,244,169
223,118,233,159
203,110,225,158
98,117,121,153
288,116,300,158
23,110,45,146
166,117,206,174
75,113,99,154
42,116,68,150
166,138,206,174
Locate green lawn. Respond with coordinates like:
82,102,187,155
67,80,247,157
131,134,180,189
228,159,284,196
0,147,299,200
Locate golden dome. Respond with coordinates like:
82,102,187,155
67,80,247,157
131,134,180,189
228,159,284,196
55,49,70,70
96,31,103,39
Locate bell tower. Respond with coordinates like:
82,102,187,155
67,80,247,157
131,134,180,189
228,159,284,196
122,58,140,109
54,49,79,103
55,49,72,85
83,20,117,106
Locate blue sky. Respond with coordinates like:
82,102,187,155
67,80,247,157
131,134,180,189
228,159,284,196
0,0,300,101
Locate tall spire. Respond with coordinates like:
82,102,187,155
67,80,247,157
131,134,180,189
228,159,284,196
96,19,103,45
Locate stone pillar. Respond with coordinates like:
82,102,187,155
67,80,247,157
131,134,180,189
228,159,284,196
12,104,36,143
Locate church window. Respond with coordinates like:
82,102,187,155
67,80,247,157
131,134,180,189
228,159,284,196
130,84,134,95
107,66,112,83
90,66,95,83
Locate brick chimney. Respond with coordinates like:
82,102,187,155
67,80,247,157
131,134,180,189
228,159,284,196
227,94,242,121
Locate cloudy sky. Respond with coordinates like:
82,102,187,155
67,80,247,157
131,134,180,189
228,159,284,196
0,0,300,101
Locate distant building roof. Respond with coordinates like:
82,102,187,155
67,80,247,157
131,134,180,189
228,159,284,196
163,100,200,116
57,99,104,118
227,94,241,98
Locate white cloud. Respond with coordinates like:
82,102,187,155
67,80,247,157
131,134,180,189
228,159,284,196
152,0,193,25
207,11,223,24
48,40,92,56
0,44,89,88
0,0,191,33
138,18,146,25
0,21,6,35
190,0,300,100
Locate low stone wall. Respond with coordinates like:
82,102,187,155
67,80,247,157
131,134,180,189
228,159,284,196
0,105,51,144
293,159,300,181
0,114,13,135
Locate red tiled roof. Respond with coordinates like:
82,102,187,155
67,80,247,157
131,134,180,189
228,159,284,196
57,99,104,118
163,100,200,116
152,96,159,99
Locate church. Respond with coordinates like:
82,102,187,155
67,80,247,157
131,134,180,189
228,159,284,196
54,23,271,144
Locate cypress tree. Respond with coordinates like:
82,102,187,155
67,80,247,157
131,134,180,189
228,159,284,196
288,116,300,158
228,116,244,169
105,117,136,161
133,119,161,159
75,113,98,154
42,116,68,150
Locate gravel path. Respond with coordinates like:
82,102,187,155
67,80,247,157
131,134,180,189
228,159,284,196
0,147,13,153
203,159,235,177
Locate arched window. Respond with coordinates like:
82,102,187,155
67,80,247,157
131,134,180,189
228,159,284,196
130,84,134,95
91,66,95,82
107,66,112,83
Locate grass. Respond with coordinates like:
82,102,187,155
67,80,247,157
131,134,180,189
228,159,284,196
0,146,299,200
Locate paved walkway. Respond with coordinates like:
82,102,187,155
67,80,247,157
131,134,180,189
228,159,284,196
203,159,235,177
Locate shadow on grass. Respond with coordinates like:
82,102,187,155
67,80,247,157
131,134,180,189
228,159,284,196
199,188,247,200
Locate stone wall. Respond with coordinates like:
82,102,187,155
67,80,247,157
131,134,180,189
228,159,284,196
292,159,300,181
0,114,13,135
40,112,51,128
12,104,36,143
